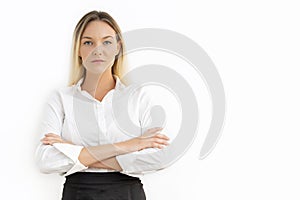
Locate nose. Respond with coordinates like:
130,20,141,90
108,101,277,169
92,45,103,56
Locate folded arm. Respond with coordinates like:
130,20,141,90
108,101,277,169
38,127,169,175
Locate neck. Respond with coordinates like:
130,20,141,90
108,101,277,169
81,68,116,97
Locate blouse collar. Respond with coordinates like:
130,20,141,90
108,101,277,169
75,75,125,93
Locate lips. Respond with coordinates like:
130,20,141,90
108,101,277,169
91,59,105,63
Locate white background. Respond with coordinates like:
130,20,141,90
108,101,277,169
0,0,299,199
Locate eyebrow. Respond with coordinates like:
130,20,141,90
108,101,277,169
81,36,114,40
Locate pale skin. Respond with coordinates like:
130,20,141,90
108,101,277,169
40,20,169,171
41,127,169,170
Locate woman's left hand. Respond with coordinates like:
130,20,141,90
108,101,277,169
40,133,74,145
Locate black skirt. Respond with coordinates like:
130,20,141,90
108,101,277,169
62,172,146,200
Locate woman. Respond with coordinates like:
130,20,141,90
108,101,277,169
35,10,169,200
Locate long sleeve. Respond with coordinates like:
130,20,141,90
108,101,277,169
34,90,88,176
116,88,167,174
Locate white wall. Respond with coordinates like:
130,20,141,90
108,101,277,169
0,0,299,199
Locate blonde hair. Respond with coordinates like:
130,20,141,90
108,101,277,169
68,11,126,86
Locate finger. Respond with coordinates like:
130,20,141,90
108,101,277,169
142,128,163,137
41,140,50,145
45,133,59,137
44,134,63,141
45,134,61,139
42,138,62,144
142,133,169,141
153,144,165,149
153,133,170,140
41,137,50,142
41,139,54,145
147,127,163,133
152,138,170,145
43,136,62,141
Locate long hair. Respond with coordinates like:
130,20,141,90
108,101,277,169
68,11,126,86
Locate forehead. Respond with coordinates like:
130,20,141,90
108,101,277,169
82,20,116,38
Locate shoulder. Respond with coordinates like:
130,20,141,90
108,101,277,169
45,85,75,105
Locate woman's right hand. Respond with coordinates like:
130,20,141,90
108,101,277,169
118,127,170,153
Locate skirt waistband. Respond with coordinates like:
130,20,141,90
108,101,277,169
65,172,141,185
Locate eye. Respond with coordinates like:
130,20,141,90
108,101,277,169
83,41,93,46
103,40,112,45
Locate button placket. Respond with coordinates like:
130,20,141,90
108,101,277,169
96,102,108,145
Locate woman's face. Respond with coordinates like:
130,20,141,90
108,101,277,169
79,20,120,74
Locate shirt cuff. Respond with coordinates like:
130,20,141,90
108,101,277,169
116,153,138,173
53,143,88,176
116,148,163,174
63,160,88,177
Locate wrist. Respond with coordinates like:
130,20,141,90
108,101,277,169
78,147,98,167
115,139,139,154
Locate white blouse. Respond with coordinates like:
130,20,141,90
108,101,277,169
35,75,163,177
